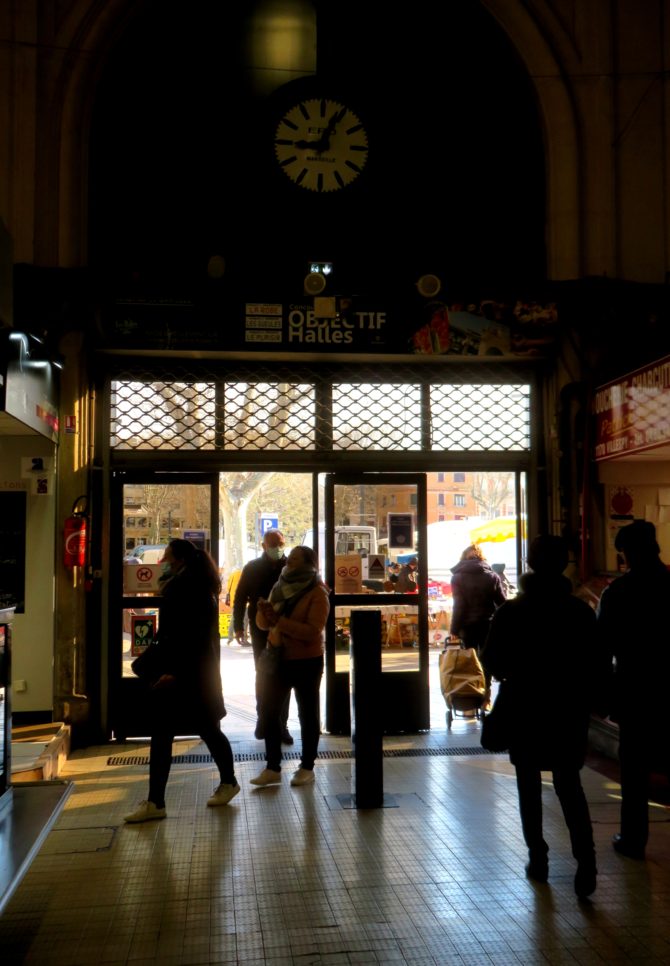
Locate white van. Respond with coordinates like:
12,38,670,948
302,525,378,557
124,544,167,565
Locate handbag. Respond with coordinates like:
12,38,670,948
131,642,163,684
257,644,283,676
480,680,511,752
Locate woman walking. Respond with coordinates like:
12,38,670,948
125,538,239,822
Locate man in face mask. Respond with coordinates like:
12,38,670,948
233,529,293,743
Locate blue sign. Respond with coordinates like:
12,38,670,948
183,529,208,550
259,514,279,537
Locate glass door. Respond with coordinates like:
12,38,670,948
323,473,429,735
110,471,219,740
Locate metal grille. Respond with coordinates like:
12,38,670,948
111,379,216,449
333,382,422,450
430,384,531,451
106,746,504,766
110,365,531,453
223,381,315,450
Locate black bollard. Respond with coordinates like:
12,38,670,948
350,609,383,808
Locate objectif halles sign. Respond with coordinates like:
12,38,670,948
593,355,670,461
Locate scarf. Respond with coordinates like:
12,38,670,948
268,564,318,616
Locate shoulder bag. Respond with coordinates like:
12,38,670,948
131,642,163,685
480,679,511,752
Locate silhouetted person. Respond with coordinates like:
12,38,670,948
482,535,598,897
596,520,670,860
125,539,239,822
234,529,292,743
450,543,507,703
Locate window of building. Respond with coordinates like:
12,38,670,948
454,494,466,507
438,494,445,506
453,472,465,482
437,472,444,482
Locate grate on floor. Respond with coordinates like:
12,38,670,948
107,746,505,766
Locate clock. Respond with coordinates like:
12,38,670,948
274,98,368,193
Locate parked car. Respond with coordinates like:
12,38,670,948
124,544,167,565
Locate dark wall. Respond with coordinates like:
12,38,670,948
88,0,546,303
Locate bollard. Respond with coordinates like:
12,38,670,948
350,609,383,808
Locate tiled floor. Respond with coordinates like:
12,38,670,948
2,648,670,965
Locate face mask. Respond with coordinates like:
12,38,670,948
265,546,283,561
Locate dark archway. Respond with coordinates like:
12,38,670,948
88,0,546,301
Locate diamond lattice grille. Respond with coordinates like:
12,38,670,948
333,383,422,450
430,384,531,450
110,367,531,452
223,382,315,450
111,380,217,449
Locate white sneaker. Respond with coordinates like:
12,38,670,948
290,768,315,787
124,800,166,823
249,768,281,786
207,782,240,807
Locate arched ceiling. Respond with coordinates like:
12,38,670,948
85,0,546,302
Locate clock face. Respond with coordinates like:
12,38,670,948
274,98,368,193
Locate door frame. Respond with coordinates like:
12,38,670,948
323,472,430,735
109,470,220,740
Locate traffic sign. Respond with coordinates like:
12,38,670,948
367,554,386,580
259,514,279,537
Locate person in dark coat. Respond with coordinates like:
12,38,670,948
396,557,418,592
596,520,670,860
233,529,292,743
481,535,598,897
125,538,239,822
450,544,507,700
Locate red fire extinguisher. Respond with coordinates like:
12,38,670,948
63,495,88,569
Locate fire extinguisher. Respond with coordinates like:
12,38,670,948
63,495,88,569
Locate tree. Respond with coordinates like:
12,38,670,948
470,472,513,518
142,485,181,543
219,472,274,571
248,475,312,546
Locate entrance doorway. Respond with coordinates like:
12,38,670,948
110,468,527,739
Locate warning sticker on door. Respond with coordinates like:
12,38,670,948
334,555,363,593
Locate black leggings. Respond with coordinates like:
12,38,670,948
148,692,236,808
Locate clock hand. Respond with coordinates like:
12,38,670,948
318,108,346,150
294,108,346,153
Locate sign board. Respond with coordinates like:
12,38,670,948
131,613,157,656
388,513,414,550
334,554,363,594
124,563,163,593
593,354,670,461
259,514,279,538
183,529,209,550
366,554,386,581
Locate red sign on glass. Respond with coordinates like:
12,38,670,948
593,355,670,461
